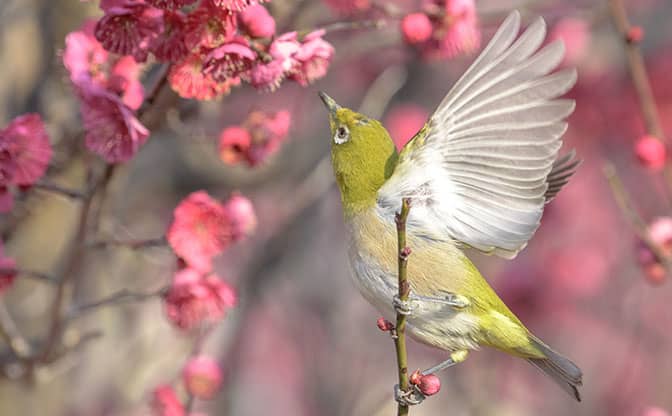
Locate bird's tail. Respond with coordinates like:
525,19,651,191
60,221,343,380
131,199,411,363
526,335,583,402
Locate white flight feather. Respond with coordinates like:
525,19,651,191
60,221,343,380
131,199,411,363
377,10,577,258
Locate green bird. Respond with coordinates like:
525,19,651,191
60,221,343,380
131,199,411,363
320,11,583,401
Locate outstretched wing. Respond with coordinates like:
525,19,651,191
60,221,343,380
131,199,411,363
377,11,579,258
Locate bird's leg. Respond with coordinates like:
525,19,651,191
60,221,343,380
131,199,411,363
422,350,469,375
413,292,470,309
394,384,425,406
393,294,417,316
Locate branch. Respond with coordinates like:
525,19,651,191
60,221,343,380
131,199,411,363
0,300,31,360
86,236,167,250
0,268,57,284
31,182,85,199
67,286,168,320
603,162,670,268
394,198,412,416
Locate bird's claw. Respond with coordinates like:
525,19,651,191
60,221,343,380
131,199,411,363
393,295,417,316
394,384,425,406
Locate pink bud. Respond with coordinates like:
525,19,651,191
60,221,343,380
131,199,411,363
376,317,394,331
409,369,422,385
219,126,252,165
417,373,441,396
401,13,433,44
642,406,671,416
648,217,672,254
627,26,644,43
240,4,276,38
643,263,666,286
225,193,257,239
182,356,223,400
635,135,666,171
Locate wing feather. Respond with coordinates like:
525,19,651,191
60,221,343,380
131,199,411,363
377,11,578,258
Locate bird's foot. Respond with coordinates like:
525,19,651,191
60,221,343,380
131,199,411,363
393,295,417,316
394,384,425,406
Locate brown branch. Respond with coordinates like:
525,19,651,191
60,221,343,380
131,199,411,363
607,0,664,140
0,300,31,360
603,162,670,268
394,198,412,416
0,268,57,284
31,182,85,199
86,236,167,250
66,286,168,320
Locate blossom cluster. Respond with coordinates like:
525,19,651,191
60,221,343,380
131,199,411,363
163,191,255,330
219,109,291,166
400,0,480,59
90,0,334,100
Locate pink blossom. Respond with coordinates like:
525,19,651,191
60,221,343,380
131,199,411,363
169,52,239,100
322,0,370,14
244,110,291,165
164,268,237,330
248,32,301,91
0,114,52,187
95,1,165,62
184,2,237,49
63,21,145,109
0,242,16,295
551,18,590,66
635,135,666,171
289,30,334,86
146,0,196,9
642,406,671,416
383,104,429,150
76,81,149,163
203,38,257,82
167,191,234,271
182,356,223,399
151,385,185,416
219,126,252,165
417,374,441,396
239,4,276,38
420,0,481,59
649,217,672,253
210,0,264,12
224,193,257,238
401,13,433,44
151,10,189,62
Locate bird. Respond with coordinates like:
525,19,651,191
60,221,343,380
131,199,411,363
319,11,583,402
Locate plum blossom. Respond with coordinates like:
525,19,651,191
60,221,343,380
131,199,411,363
248,32,300,91
401,13,433,45
182,356,223,399
218,126,252,164
203,38,257,82
151,385,184,416
169,52,240,100
76,80,149,163
635,135,666,171
224,193,257,238
289,30,334,86
0,114,52,190
219,110,291,166
184,1,237,49
239,4,276,38
150,10,190,62
164,268,236,330
146,0,196,9
95,0,165,62
210,0,265,12
412,0,481,59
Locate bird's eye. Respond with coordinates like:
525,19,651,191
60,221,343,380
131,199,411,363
334,126,350,145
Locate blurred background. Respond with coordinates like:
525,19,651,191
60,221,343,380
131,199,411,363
1,0,672,415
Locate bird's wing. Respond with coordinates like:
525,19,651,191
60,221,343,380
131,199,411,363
377,11,579,258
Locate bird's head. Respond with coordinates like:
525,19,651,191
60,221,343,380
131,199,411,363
319,92,398,216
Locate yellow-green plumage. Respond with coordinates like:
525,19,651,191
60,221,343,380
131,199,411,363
319,10,583,401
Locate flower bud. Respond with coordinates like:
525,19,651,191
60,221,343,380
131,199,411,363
417,373,441,396
225,193,257,239
219,126,252,165
401,13,433,44
376,317,394,332
635,135,666,171
240,4,276,38
642,406,671,416
627,26,644,43
182,356,223,399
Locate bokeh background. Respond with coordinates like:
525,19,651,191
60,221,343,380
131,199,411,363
1,0,672,415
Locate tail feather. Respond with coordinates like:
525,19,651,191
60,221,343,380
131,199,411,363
526,336,583,402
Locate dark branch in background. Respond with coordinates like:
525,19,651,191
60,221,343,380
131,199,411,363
32,182,85,199
86,236,167,250
394,198,412,416
0,301,31,360
66,286,169,320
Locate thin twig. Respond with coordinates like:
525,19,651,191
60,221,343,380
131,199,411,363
31,182,85,199
0,300,31,360
86,236,167,250
0,268,58,284
312,19,387,36
394,198,412,416
603,162,670,268
67,286,168,320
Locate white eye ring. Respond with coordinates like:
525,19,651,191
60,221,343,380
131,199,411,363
334,126,349,144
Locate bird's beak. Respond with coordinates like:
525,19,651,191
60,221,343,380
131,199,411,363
318,91,340,116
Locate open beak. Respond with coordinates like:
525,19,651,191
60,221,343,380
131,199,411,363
318,91,340,115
